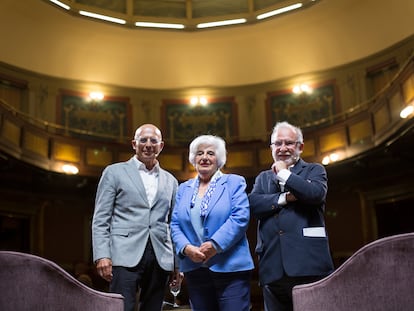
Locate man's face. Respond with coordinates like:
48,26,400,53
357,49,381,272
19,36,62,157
132,125,164,165
271,127,303,166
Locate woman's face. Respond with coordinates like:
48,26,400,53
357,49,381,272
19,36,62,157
194,144,218,179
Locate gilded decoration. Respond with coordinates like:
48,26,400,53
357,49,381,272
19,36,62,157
58,91,130,141
267,82,338,129
163,98,237,145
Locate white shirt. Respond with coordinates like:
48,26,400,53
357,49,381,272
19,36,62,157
133,157,159,206
277,165,294,206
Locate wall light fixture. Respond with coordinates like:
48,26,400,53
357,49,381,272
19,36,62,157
190,96,208,106
322,152,340,165
89,91,104,101
400,104,414,119
292,83,313,95
61,163,79,175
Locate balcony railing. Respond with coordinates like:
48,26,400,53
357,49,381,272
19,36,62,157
0,55,413,180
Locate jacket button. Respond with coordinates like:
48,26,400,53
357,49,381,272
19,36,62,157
279,230,284,235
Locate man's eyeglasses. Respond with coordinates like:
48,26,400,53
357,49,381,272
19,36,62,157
136,137,161,145
270,140,299,147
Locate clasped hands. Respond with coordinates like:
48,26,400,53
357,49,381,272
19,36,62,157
184,241,217,264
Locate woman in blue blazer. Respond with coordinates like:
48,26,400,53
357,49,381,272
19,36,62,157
171,135,254,311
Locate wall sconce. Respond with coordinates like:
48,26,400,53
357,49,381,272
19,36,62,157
89,91,104,101
190,96,208,107
61,163,79,175
292,83,313,95
400,104,414,119
322,152,340,165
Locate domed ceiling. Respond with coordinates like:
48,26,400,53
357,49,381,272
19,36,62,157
44,0,319,31
1,0,413,89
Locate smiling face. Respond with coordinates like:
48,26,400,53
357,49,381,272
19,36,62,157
131,124,164,169
271,126,303,166
194,144,219,181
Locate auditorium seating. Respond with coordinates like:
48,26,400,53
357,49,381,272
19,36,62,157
292,232,414,311
0,251,123,311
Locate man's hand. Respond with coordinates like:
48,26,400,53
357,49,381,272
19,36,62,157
169,269,184,286
272,161,288,174
286,192,297,202
96,258,113,282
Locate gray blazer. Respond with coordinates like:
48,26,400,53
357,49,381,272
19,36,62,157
92,157,178,271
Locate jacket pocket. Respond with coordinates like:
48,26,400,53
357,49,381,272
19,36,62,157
111,228,130,237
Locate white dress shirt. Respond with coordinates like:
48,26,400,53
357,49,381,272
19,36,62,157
133,157,159,206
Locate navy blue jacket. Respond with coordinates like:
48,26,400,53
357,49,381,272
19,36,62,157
248,158,334,285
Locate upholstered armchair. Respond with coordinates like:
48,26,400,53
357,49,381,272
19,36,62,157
292,232,414,311
0,251,123,311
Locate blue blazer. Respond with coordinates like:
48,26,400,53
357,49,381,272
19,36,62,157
171,174,254,273
248,158,334,285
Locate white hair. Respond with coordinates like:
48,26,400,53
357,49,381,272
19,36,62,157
271,121,304,144
188,135,227,169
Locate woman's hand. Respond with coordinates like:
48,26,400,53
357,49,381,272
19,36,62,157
184,244,206,263
199,241,217,263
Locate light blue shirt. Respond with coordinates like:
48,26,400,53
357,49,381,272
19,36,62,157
190,196,204,244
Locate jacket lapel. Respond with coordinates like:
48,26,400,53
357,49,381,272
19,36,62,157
152,168,165,206
291,158,305,175
203,175,227,218
124,157,150,206
270,172,280,192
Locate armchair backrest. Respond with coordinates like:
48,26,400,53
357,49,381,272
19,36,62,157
0,251,123,311
292,232,414,311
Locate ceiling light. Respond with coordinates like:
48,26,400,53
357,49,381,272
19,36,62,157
257,3,303,20
79,10,126,25
49,0,70,10
197,18,247,29
135,22,185,29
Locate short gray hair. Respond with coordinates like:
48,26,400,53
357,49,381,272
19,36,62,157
271,121,304,144
188,135,227,169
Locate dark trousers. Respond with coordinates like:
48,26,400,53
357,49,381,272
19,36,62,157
185,267,251,311
263,274,323,311
110,240,170,311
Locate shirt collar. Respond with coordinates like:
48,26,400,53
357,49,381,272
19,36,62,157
133,156,160,174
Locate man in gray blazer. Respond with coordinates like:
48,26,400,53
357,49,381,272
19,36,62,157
92,124,179,311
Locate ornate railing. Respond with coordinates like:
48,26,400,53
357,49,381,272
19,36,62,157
0,55,413,180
